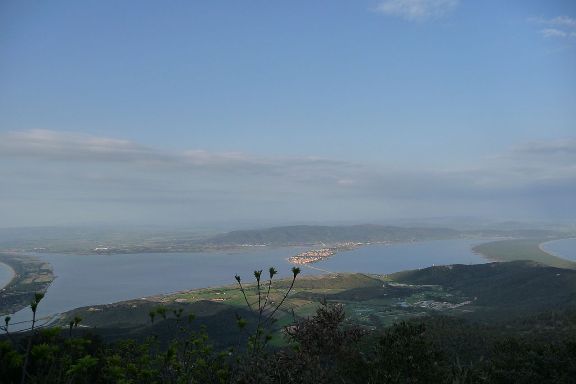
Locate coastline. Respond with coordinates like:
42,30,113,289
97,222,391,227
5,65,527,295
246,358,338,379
472,238,576,269
0,252,55,316
538,238,576,260
0,261,17,290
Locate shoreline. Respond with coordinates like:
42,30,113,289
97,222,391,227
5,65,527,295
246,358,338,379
0,261,17,290
471,247,499,263
0,252,55,316
538,237,576,260
472,237,576,269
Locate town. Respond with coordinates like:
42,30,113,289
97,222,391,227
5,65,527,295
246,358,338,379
288,242,367,265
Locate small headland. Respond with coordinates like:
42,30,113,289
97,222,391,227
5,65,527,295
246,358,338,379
288,242,383,265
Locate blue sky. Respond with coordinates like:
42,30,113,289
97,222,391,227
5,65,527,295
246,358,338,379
0,0,575,228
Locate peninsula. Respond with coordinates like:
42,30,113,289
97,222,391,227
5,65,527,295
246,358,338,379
288,242,372,265
0,253,55,315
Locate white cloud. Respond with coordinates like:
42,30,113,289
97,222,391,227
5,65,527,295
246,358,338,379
375,0,459,21
530,16,576,28
0,129,163,162
2,131,574,193
529,15,576,40
511,138,576,158
1,130,574,223
0,129,355,175
540,28,568,38
549,16,576,28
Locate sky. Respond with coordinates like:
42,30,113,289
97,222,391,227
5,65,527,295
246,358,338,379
0,0,575,228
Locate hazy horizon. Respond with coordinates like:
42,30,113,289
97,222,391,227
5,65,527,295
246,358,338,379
1,0,575,228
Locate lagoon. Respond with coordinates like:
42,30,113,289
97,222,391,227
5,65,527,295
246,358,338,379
7,238,493,326
13,246,307,323
315,239,488,273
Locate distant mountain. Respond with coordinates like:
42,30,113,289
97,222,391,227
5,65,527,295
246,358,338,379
466,228,561,238
205,224,461,246
1,223,568,254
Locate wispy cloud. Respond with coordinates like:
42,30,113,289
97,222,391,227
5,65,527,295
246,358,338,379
374,0,459,22
530,16,576,28
529,16,576,40
540,28,568,38
0,130,163,162
511,138,576,156
1,130,574,223
0,129,356,176
2,130,574,192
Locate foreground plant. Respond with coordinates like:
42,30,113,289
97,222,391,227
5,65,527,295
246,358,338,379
234,266,300,354
21,292,44,384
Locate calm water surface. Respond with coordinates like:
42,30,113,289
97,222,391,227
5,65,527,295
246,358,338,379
541,238,576,262
8,239,492,325
315,239,487,273
12,246,307,321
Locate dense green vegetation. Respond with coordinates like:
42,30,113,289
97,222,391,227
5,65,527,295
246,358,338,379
2,297,576,383
3,259,576,382
473,239,576,269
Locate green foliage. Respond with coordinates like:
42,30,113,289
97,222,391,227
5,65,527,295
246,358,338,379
232,301,364,383
390,260,576,319
481,337,576,384
365,322,448,383
2,265,576,383
0,340,23,372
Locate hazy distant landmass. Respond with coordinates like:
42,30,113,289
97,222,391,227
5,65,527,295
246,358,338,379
205,224,461,246
0,223,571,255
205,224,570,247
